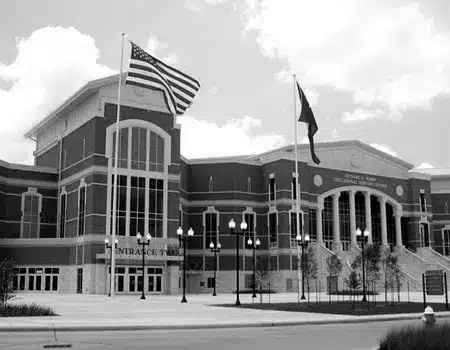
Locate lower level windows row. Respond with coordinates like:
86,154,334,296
13,267,59,292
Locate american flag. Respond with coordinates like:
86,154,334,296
125,41,201,115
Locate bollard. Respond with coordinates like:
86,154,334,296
421,306,436,328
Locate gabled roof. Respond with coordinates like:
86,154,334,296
24,73,125,139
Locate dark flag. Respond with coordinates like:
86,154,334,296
297,82,320,164
125,41,200,115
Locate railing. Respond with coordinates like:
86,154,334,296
342,241,351,251
404,247,428,265
430,248,450,267
324,240,333,251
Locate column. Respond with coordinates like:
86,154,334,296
332,192,341,251
364,191,373,245
380,197,388,247
317,200,323,244
395,206,403,248
349,190,357,246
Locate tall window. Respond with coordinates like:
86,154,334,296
290,212,302,241
292,174,297,200
269,175,275,201
445,202,449,215
355,192,366,231
21,189,41,238
420,192,426,213
322,196,333,249
82,138,86,159
148,179,164,238
205,212,218,246
247,177,251,193
59,192,67,238
208,177,214,192
268,212,277,243
339,192,350,247
131,127,147,170
111,175,127,236
371,196,381,245
244,212,256,248
130,177,146,236
309,208,317,241
78,184,86,236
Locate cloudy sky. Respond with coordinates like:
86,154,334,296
0,0,449,169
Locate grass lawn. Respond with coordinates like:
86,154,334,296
215,301,450,316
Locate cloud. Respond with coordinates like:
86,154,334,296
341,108,384,123
370,143,398,157
0,26,114,165
241,0,450,119
415,162,435,169
176,115,288,158
144,35,178,64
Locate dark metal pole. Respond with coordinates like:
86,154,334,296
140,242,146,300
252,245,256,298
181,238,187,303
235,229,241,306
301,243,306,300
108,246,112,297
213,249,217,296
361,241,366,302
422,273,426,309
445,272,448,310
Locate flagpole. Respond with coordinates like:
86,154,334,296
110,32,126,300
293,74,303,302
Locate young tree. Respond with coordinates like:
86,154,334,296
0,258,17,305
326,253,343,300
381,249,397,305
352,244,381,295
345,270,361,307
254,255,272,304
300,246,318,301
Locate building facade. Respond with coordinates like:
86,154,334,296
1,73,449,295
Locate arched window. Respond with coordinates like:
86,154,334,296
208,176,214,192
21,188,42,238
59,188,67,238
78,180,86,236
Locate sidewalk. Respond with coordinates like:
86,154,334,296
1,292,449,332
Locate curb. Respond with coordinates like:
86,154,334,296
2,313,450,332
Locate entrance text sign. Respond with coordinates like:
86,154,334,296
333,173,388,189
426,270,444,296
102,245,181,261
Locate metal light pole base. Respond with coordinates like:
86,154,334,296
235,300,241,306
301,295,306,300
140,294,146,300
212,292,217,296
181,297,187,303
362,296,367,302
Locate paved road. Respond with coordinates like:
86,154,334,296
0,319,426,350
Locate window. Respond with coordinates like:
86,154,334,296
269,175,275,201
59,191,67,238
130,177,146,237
445,202,449,215
208,176,214,192
78,184,86,236
244,274,253,289
268,212,277,243
339,192,350,248
322,196,333,250
290,212,302,241
63,150,68,169
82,138,86,159
247,177,251,193
309,208,317,241
244,211,256,248
292,174,297,200
131,127,147,170
148,179,164,238
420,191,426,213
207,277,215,289
21,189,41,238
205,211,218,247
110,175,128,236
179,204,183,227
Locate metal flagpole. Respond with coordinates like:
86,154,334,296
110,32,126,299
293,74,303,302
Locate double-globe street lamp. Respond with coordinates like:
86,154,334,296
104,237,118,297
247,237,261,298
356,227,370,302
136,233,152,300
209,241,221,296
296,233,310,300
177,227,194,303
228,218,247,306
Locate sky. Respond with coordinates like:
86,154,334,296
0,0,449,169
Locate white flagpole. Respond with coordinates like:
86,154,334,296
110,32,126,299
293,74,302,303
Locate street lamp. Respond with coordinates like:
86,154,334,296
228,218,247,306
104,237,118,297
247,237,261,298
296,233,310,300
209,241,221,296
136,233,151,300
356,227,370,302
177,226,194,303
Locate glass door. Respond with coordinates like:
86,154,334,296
147,267,163,293
443,229,450,256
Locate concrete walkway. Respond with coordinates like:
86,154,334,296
1,292,449,332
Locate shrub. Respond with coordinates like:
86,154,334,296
328,289,379,296
379,324,450,350
233,289,277,294
0,303,58,317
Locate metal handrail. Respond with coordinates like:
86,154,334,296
404,247,428,264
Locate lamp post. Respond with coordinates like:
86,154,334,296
136,233,151,300
177,226,194,303
247,237,261,298
356,228,369,302
296,233,310,300
209,241,221,296
104,237,118,297
228,218,247,306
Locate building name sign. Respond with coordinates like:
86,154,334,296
105,245,181,261
333,173,388,189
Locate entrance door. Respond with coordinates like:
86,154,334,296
420,223,430,247
443,229,450,256
77,268,83,294
147,267,163,294
127,267,144,293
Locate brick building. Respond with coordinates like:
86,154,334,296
1,73,449,295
